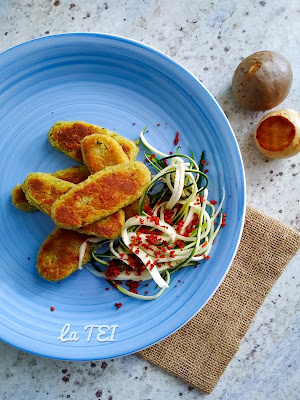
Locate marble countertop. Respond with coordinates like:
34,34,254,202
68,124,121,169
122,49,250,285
0,1,299,399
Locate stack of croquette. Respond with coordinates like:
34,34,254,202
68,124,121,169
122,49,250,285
12,121,151,281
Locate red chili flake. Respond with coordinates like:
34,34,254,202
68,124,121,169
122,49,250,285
174,240,185,250
50,306,55,312
126,280,141,294
164,209,174,224
157,123,160,126
221,212,227,227
210,200,217,205
132,122,136,125
145,206,153,215
163,159,168,167
165,122,168,125
145,283,149,287
162,240,172,250
115,303,122,309
170,151,173,154
169,250,175,258
201,159,206,164
203,254,210,260
146,130,149,133
175,219,185,233
105,287,110,291
150,215,160,225
149,153,155,161
145,291,149,295
206,162,209,165
105,260,122,279
204,169,209,173
174,131,180,145
202,241,208,248
183,212,199,237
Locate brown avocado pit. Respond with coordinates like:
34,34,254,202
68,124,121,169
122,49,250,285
232,51,293,111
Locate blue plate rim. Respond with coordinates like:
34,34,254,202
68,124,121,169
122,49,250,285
0,32,246,361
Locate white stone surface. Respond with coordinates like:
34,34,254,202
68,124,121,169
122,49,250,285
0,1,299,399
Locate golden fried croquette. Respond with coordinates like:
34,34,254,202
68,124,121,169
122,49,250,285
78,209,125,239
105,132,139,161
51,161,151,229
48,121,103,162
11,184,38,212
52,165,90,183
48,121,138,162
37,228,92,281
81,134,129,173
22,172,125,239
23,173,75,215
123,195,150,220
12,166,90,213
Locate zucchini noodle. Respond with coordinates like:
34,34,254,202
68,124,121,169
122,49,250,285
86,128,225,300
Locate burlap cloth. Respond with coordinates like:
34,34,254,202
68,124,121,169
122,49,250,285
139,206,300,394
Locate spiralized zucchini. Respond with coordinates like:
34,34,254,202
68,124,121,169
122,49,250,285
84,128,225,300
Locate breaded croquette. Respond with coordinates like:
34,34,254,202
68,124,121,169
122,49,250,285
23,173,75,215
37,228,92,281
53,165,90,183
51,161,151,229
105,132,139,161
12,166,90,213
11,184,38,212
48,121,138,162
78,210,125,239
22,172,125,238
123,195,150,220
81,134,129,173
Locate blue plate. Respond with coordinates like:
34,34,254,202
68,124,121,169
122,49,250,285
0,33,245,360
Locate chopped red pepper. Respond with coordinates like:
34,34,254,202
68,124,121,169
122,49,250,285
174,131,180,145
50,306,55,312
115,302,122,309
